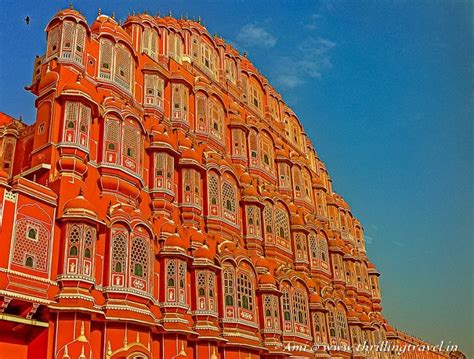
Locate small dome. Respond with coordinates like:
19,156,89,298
259,273,276,285
165,234,186,249
194,244,214,260
242,185,258,197
309,293,322,304
63,190,98,218
181,147,201,162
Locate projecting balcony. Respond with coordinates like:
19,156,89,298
59,51,84,67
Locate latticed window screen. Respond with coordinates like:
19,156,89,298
168,32,182,62
278,163,291,189
293,167,302,194
115,44,132,90
12,219,50,272
197,271,206,297
166,260,176,287
144,74,164,107
47,26,60,57
275,208,290,240
208,174,220,214
63,102,90,148
68,225,81,256
295,233,307,261
260,138,273,172
225,58,237,83
99,39,113,74
209,101,223,141
303,171,312,201
282,289,291,322
142,28,157,60
75,26,85,55
237,272,253,311
122,125,140,172
309,233,318,261
319,237,329,263
130,237,148,278
246,205,261,237
249,131,258,162
241,75,248,102
337,310,348,340
196,94,208,132
264,204,273,235
250,85,260,109
222,182,236,213
111,232,127,274
327,310,337,338
62,21,75,51
84,227,94,259
178,261,186,289
223,267,234,306
293,291,308,325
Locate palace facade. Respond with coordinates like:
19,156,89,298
0,7,455,359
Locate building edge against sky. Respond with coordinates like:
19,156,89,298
0,6,465,359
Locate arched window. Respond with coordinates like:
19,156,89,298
293,291,308,325
195,93,208,133
336,309,349,342
154,152,174,194
63,101,91,149
46,26,60,58
144,74,164,109
171,83,189,123
99,39,113,79
223,267,235,309
168,31,183,63
292,167,302,199
260,133,274,174
245,205,261,238
104,118,120,164
314,312,328,344
142,27,158,60
165,259,186,304
115,44,132,91
209,100,224,142
275,207,290,251
99,40,133,92
231,129,247,158
225,57,237,84
208,173,220,217
237,272,253,311
130,237,148,280
282,288,292,329
294,233,308,262
249,130,259,166
25,257,34,268
182,168,201,206
327,309,337,339
122,125,141,173
111,232,127,287
263,294,280,329
222,181,237,224
196,270,216,312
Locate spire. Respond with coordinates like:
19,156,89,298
77,321,88,342
62,345,70,359
179,341,187,356
107,341,112,356
97,8,101,16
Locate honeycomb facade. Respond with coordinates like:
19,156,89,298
0,7,452,359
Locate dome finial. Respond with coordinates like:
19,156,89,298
97,8,101,16
111,12,115,19
168,10,172,17
69,1,74,10
198,16,201,24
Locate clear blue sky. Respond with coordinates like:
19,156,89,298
0,0,472,356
